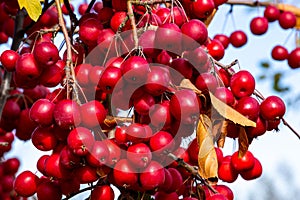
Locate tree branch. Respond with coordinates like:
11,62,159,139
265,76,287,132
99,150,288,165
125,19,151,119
166,152,218,194
55,0,79,102
0,9,26,118
226,0,300,16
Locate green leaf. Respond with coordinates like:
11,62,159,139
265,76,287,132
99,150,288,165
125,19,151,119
18,0,42,22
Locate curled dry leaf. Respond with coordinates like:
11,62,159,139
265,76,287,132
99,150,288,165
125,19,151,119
217,120,229,148
209,92,256,127
197,114,218,180
179,79,202,95
238,126,249,157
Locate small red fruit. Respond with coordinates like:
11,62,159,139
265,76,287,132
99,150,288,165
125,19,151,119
250,16,268,35
260,95,286,120
127,143,152,169
230,30,247,48
218,156,239,183
14,171,39,197
230,151,255,172
139,161,165,190
278,11,297,29
240,157,263,180
271,45,289,61
264,5,280,22
53,99,81,129
230,70,255,98
67,127,95,156
288,47,300,69
0,50,19,71
33,42,59,67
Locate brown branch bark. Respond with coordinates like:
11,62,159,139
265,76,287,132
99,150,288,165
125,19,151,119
226,0,300,16
55,0,79,102
166,152,218,194
0,9,26,118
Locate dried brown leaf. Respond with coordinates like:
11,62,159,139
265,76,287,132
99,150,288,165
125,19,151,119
217,120,229,148
238,126,249,157
197,114,218,180
179,79,202,95
209,92,256,127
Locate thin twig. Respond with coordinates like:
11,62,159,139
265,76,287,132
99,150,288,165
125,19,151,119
282,118,300,140
55,0,79,102
62,185,94,200
127,0,139,49
85,0,97,14
166,152,218,194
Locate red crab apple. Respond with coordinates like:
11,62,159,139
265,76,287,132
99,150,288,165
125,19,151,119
250,16,268,35
139,161,165,190
16,53,41,80
91,185,114,200
213,34,230,49
213,184,234,200
240,157,263,180
121,56,150,84
80,100,107,128
127,143,152,169
79,18,103,46
14,171,39,197
231,150,255,172
67,127,95,156
218,156,239,183
278,11,297,29
181,19,208,47
33,41,59,67
86,141,109,167
206,39,225,61
288,47,300,69
260,95,286,120
29,98,55,126
207,193,228,200
191,0,215,19
170,89,201,124
235,96,260,121
149,131,175,155
264,5,280,22
230,30,247,48
113,159,138,188
271,45,289,61
31,127,58,151
214,87,235,106
36,180,62,200
230,70,255,98
53,99,81,129
0,49,19,71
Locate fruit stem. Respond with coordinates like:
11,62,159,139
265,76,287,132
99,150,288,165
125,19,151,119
127,0,139,49
55,0,79,102
282,118,300,140
166,152,218,194
85,0,97,14
62,185,94,200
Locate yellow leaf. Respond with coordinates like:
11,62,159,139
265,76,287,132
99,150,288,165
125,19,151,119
18,0,42,22
197,114,218,180
209,92,256,127
238,126,249,158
